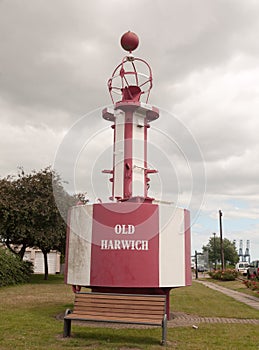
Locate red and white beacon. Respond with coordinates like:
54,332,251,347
65,32,191,317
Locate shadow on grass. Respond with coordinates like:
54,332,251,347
63,327,160,347
29,274,64,284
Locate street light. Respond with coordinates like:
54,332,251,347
219,210,225,271
213,232,216,270
194,250,203,279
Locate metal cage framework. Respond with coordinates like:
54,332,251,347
108,55,153,104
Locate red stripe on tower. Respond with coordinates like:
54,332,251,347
144,117,148,197
124,111,133,199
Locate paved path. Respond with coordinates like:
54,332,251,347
168,280,259,327
169,311,259,327
196,280,259,310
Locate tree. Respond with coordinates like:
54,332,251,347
203,236,239,268
30,167,76,279
0,171,36,258
0,167,76,280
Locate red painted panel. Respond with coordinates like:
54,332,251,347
112,123,116,199
90,202,159,287
144,122,148,197
124,112,133,199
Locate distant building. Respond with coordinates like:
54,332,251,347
0,244,61,274
23,248,61,274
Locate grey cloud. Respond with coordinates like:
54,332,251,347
1,0,259,257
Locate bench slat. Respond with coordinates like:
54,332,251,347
71,309,163,320
75,299,164,306
73,306,164,315
74,301,164,311
76,293,165,302
65,313,162,325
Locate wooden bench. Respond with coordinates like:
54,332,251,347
63,292,167,345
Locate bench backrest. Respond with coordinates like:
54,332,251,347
73,292,166,324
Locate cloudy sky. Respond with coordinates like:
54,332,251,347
1,0,259,259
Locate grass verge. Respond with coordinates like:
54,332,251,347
203,277,259,299
171,281,259,318
0,275,258,349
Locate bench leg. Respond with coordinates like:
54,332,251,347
64,319,71,337
161,314,167,346
63,309,72,337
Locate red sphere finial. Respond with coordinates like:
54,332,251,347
120,31,139,52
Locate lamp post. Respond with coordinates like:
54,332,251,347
195,250,198,279
195,250,203,279
219,210,224,270
213,232,216,270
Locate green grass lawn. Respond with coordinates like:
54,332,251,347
0,275,258,350
171,281,259,318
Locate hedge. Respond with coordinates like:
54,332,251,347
0,248,33,286
208,269,238,281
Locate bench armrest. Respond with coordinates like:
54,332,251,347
64,309,72,317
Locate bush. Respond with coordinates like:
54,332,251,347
243,278,259,292
0,248,33,287
209,268,238,281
